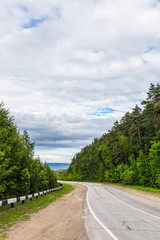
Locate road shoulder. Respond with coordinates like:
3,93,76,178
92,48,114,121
7,184,88,240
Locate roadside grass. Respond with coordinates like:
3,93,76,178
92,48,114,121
106,183,160,194
0,183,74,239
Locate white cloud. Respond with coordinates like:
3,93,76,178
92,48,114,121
36,154,72,163
0,0,160,163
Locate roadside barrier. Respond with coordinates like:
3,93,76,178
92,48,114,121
0,183,63,208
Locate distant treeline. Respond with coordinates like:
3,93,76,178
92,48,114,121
0,103,57,199
63,83,160,188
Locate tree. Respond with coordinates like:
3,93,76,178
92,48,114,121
0,102,57,198
39,170,49,191
136,151,150,186
149,130,160,187
44,162,57,188
64,83,160,189
130,105,142,140
20,168,30,195
118,134,132,164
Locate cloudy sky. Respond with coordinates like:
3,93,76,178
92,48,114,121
0,0,160,163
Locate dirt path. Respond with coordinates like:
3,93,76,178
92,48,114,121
7,184,88,240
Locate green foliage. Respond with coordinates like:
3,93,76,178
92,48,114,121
121,165,137,185
148,130,160,187
43,163,57,188
39,170,49,191
136,151,150,186
118,134,132,164
53,169,67,180
20,168,30,195
0,102,57,199
97,162,105,182
64,83,160,189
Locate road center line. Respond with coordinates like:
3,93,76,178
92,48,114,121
87,188,119,240
104,187,160,221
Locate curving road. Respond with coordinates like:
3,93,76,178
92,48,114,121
79,182,160,240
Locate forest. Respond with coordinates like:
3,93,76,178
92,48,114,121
0,103,57,199
64,83,160,188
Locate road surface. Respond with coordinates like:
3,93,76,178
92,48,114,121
80,182,160,240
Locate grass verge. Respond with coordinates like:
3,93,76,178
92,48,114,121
0,183,74,239
107,183,160,194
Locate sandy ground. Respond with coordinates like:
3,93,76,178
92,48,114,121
7,184,88,240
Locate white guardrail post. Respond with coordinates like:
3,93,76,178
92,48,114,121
0,183,63,208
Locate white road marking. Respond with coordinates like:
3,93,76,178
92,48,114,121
104,187,160,221
87,189,119,240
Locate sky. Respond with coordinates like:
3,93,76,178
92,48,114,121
0,0,160,163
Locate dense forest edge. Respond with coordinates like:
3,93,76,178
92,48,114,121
0,103,57,199
62,83,160,188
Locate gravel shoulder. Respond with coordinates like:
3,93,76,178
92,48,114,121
7,184,88,240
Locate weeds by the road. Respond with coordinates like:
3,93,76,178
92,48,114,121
0,183,74,239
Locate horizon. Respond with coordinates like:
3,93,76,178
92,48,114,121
0,0,160,163
46,162,70,164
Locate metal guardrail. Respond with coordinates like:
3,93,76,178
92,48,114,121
0,183,63,208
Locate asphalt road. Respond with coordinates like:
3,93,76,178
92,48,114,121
80,182,160,240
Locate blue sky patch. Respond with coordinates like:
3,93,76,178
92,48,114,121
89,107,116,116
19,6,28,12
23,17,48,29
144,47,154,54
143,46,160,54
